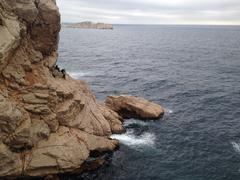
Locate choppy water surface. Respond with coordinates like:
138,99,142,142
58,25,240,180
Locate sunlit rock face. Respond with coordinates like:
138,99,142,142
0,0,122,178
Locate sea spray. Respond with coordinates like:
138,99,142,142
111,130,156,148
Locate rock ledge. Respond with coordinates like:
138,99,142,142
106,95,165,120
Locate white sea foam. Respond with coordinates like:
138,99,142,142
231,142,240,153
165,108,173,114
124,119,148,126
111,130,156,148
68,71,91,79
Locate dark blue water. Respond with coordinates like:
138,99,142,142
58,25,240,180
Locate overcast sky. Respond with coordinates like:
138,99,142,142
57,0,240,25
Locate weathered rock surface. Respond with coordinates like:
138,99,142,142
0,0,165,178
69,21,113,30
105,95,165,119
0,0,122,178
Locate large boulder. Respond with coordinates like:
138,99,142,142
105,95,165,120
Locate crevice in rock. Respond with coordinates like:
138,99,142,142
0,17,3,26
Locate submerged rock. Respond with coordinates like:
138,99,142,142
105,95,165,120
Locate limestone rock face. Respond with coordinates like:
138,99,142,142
0,0,122,178
105,95,165,119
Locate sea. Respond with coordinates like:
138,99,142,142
58,25,240,180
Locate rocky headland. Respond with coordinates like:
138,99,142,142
0,0,164,179
68,21,113,30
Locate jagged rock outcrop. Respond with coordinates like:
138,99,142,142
0,0,123,178
106,95,165,119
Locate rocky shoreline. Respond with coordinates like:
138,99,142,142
68,21,113,30
0,0,164,179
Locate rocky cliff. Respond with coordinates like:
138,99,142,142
0,0,165,178
0,0,123,178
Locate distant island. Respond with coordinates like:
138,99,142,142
68,21,113,30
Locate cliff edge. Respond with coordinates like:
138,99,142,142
0,0,123,178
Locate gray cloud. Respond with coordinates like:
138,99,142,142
57,0,240,25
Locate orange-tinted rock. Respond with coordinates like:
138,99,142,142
0,0,122,178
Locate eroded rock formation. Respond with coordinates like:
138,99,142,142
0,0,122,178
106,95,165,119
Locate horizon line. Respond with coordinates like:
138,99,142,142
61,22,240,26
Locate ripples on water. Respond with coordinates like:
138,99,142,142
58,25,240,180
